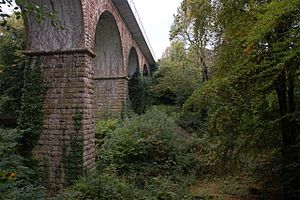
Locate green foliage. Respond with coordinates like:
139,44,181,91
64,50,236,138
63,107,84,186
95,118,119,147
2,1,299,199
17,58,46,158
63,133,84,186
220,176,251,197
128,72,153,115
0,17,25,126
63,108,203,200
98,108,181,175
73,106,83,133
64,172,139,200
152,41,202,106
0,129,46,199
179,134,216,176
170,0,216,82
139,176,192,200
170,0,215,47
179,0,300,198
61,172,194,200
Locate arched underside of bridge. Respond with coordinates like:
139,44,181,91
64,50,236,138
23,0,155,192
94,11,125,117
143,64,150,76
128,47,139,76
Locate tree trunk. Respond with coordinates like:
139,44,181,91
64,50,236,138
200,56,209,82
276,71,299,200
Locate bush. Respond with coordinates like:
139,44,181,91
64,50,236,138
97,107,182,176
94,118,119,147
65,172,139,200
0,129,46,199
59,108,201,199
50,107,209,200
59,172,193,200
177,135,215,177
152,65,202,107
141,176,192,200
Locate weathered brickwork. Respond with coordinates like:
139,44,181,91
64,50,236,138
81,0,150,73
94,78,128,116
24,0,152,190
27,51,95,191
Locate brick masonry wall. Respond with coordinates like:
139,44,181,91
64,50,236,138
94,78,128,117
31,51,95,192
81,0,150,75
24,0,150,191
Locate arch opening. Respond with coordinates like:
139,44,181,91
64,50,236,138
143,64,149,76
128,47,146,114
128,47,139,77
94,11,123,77
94,11,124,116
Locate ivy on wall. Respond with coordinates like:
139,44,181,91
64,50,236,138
63,106,84,186
17,57,46,158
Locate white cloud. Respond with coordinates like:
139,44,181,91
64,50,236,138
132,0,182,59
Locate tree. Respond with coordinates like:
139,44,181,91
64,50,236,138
0,16,25,127
152,41,202,106
246,2,300,199
170,0,218,82
183,0,300,198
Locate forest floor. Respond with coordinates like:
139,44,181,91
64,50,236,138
189,179,258,200
177,125,259,200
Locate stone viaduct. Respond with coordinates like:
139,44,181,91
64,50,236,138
23,0,155,191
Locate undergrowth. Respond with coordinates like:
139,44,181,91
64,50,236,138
0,129,46,200
57,107,204,199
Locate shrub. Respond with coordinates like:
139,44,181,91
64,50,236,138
97,107,181,176
152,65,202,106
142,176,192,200
177,135,214,177
65,172,139,200
60,172,193,200
0,129,46,199
94,118,119,147
58,108,204,199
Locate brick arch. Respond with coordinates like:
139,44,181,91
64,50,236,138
82,0,150,76
93,10,125,115
128,47,139,76
23,0,154,192
94,11,123,77
143,64,150,76
82,0,151,115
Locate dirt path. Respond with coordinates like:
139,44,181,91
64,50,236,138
189,180,257,200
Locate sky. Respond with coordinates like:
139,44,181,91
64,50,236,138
1,0,182,59
132,0,182,59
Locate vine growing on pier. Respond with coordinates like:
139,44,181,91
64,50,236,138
17,57,46,158
63,106,84,186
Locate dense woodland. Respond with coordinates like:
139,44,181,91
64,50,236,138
0,0,300,199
